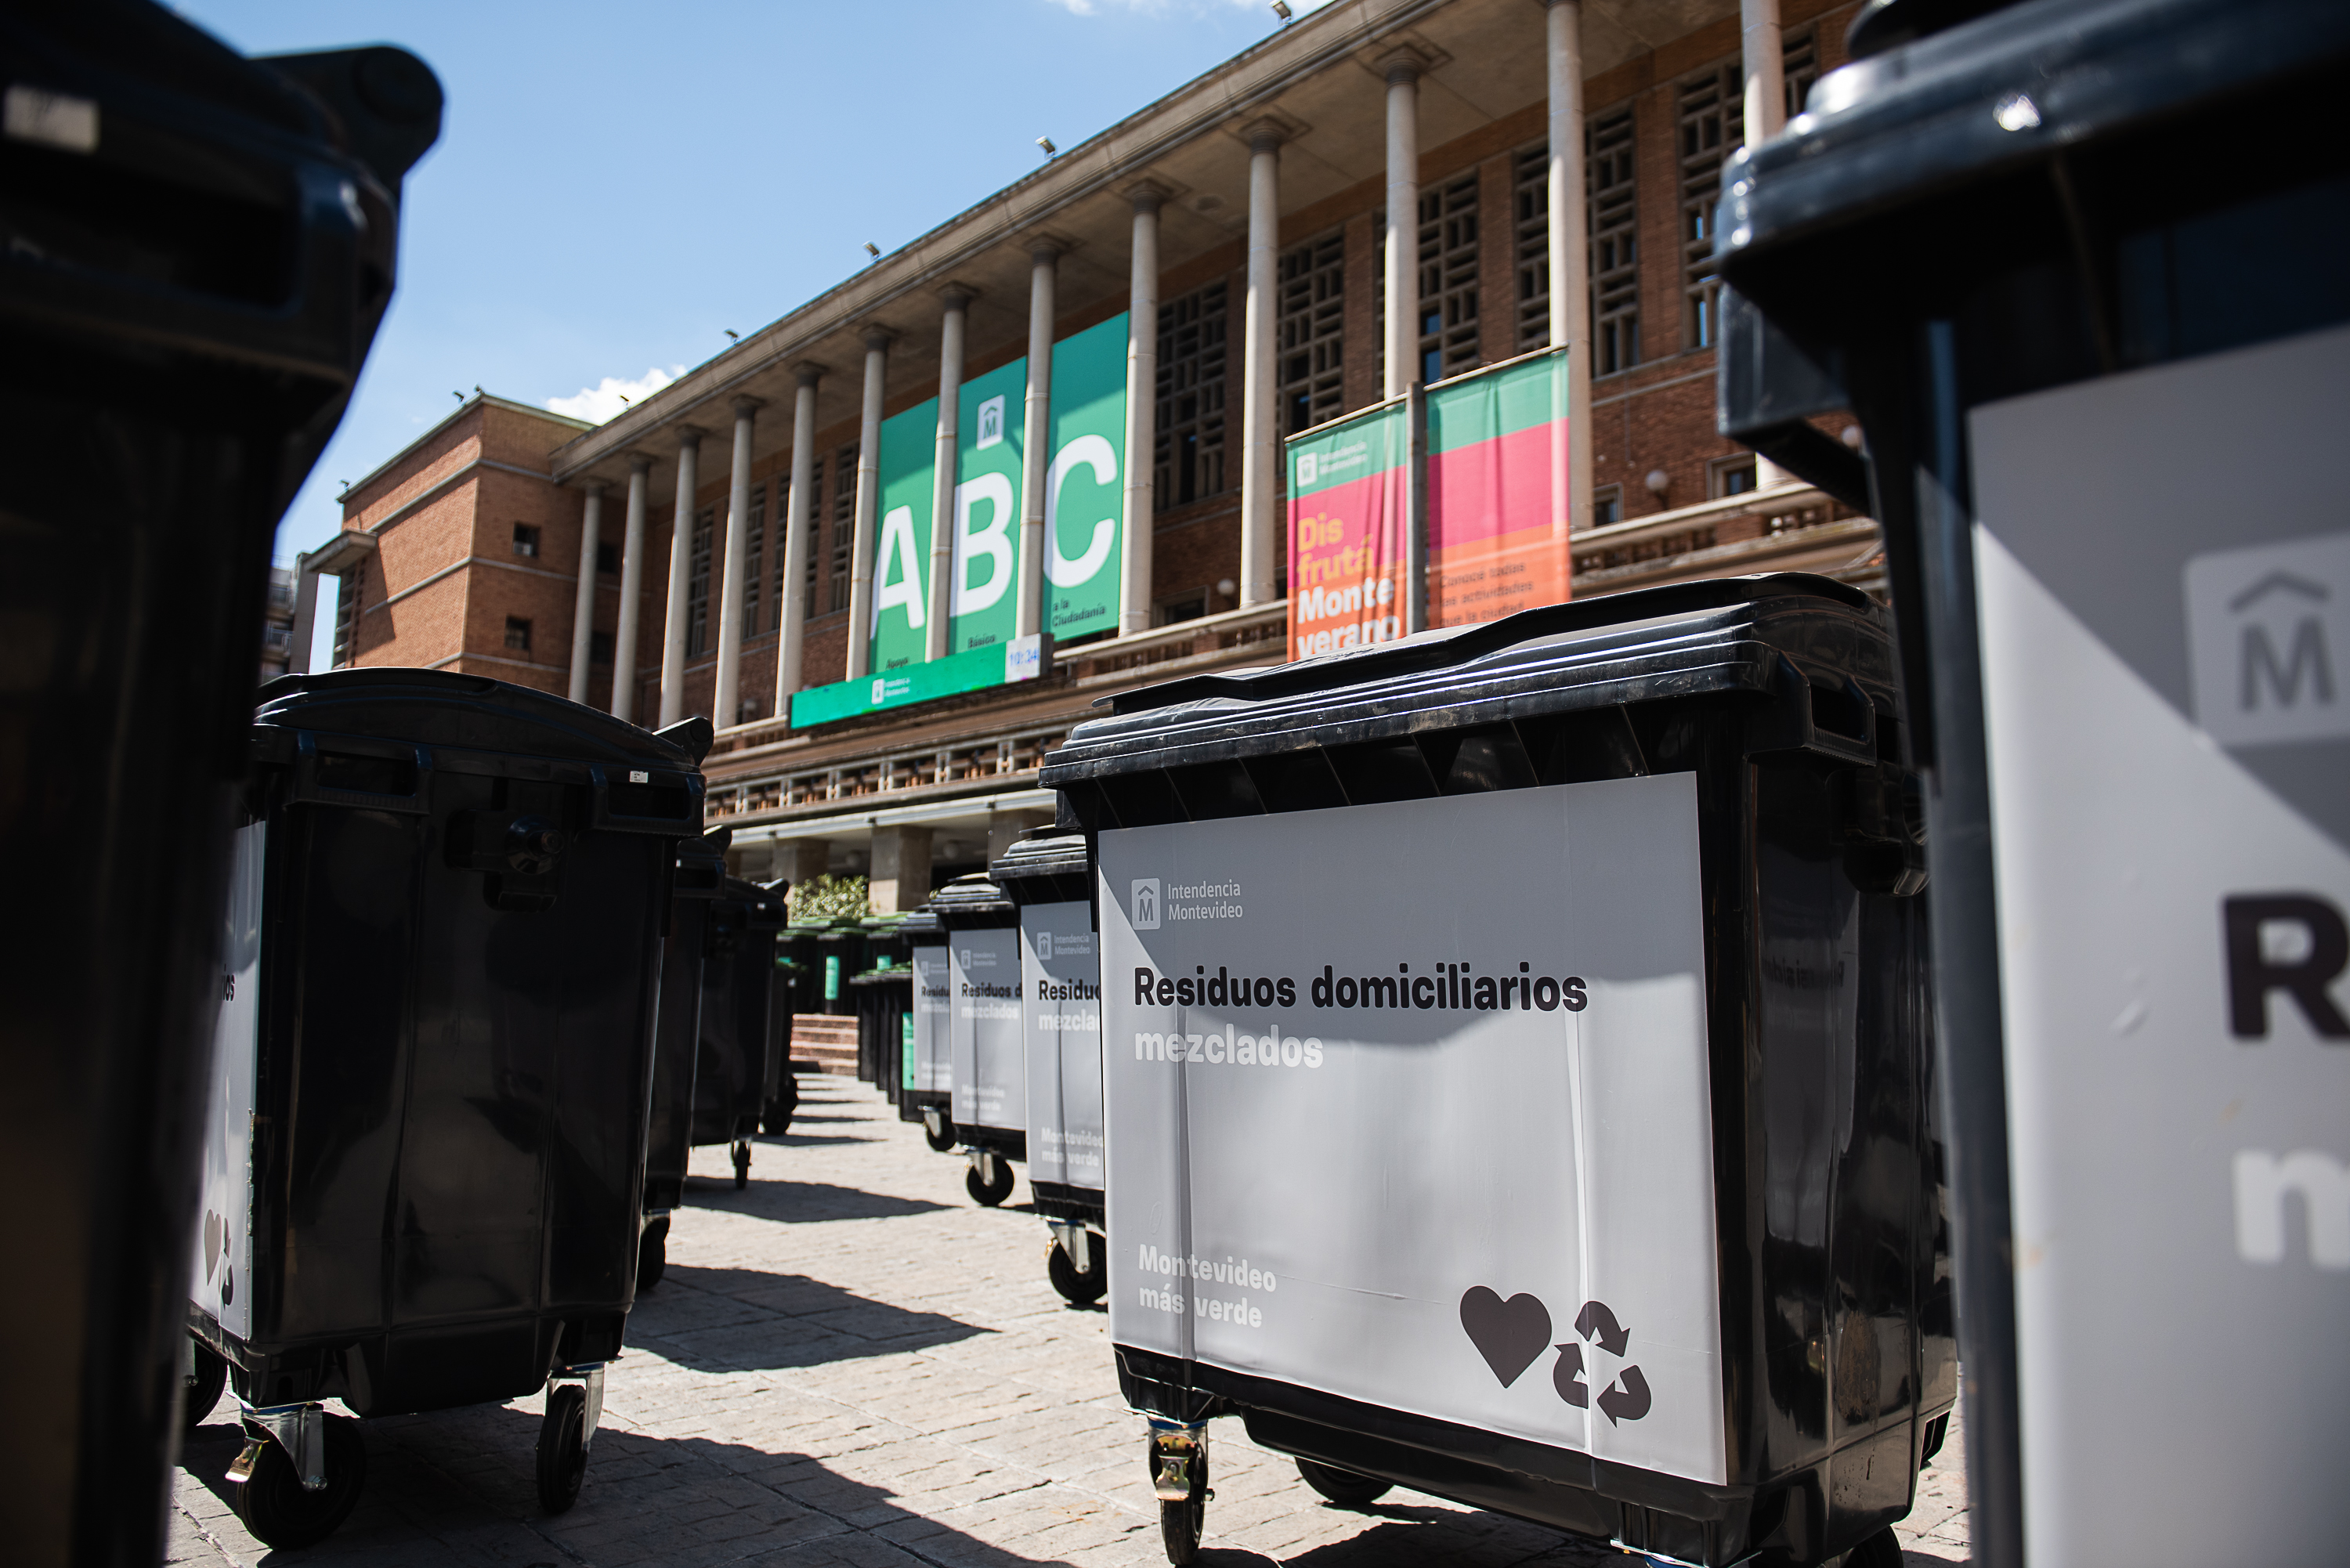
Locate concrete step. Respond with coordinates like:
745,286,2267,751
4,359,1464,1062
790,1013,860,1076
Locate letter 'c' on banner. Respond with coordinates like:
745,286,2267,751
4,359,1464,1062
1047,435,1118,587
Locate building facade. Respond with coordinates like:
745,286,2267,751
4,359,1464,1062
311,0,1877,903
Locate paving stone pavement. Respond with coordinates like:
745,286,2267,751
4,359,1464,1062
170,1075,1970,1567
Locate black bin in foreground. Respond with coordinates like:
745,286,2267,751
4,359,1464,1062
1041,576,1947,1568
932,874,1027,1209
990,830,1106,1306
190,671,703,1547
0,12,437,1557
900,907,955,1146
695,876,787,1187
639,829,729,1293
1716,4,2350,1562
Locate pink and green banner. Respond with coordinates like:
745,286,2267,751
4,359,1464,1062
1284,347,1570,663
1423,348,1570,627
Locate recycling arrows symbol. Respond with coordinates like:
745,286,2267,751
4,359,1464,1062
1461,1287,1650,1425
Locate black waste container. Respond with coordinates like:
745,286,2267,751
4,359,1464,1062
638,830,728,1294
853,916,910,1082
900,907,955,1144
1716,5,2350,1562
778,924,824,1017
812,919,869,1017
863,914,913,970
694,876,786,1187
991,830,1105,1305
0,12,439,1557
761,891,800,1136
931,874,1027,1208
851,966,916,1111
189,672,704,1547
1040,576,1946,1568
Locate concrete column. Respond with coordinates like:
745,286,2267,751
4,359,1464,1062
714,398,761,724
1016,242,1059,641
770,837,831,889
1546,0,1595,553
613,456,650,722
1741,0,1792,490
1382,55,1422,399
1240,122,1283,608
287,555,322,675
659,426,703,727
868,824,934,915
985,810,1052,866
926,287,974,660
1119,186,1162,635
776,364,822,708
847,327,892,681
567,480,605,704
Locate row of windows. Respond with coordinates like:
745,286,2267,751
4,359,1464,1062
605,46,1817,648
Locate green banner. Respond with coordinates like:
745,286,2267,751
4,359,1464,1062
1044,314,1126,639
863,315,1128,675
790,639,1035,728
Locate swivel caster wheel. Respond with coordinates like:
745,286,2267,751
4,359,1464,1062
636,1216,670,1292
924,1115,958,1153
966,1156,1014,1207
537,1384,591,1515
1047,1236,1106,1304
1152,1430,1209,1566
183,1339,228,1436
731,1138,751,1188
1296,1457,1391,1508
230,1413,367,1550
761,1075,798,1135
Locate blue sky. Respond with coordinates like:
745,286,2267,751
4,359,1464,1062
179,0,1326,662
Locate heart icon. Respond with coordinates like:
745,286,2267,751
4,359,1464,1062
1459,1286,1552,1388
203,1211,222,1281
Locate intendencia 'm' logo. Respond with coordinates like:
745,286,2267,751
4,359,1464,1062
1130,879,1161,930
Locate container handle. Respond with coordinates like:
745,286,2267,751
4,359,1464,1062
288,732,431,814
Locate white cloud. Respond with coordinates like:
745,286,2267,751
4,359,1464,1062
546,365,685,425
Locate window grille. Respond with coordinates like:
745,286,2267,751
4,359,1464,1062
1155,281,1227,510
1278,232,1345,437
829,446,857,613
686,505,713,656
1515,115,1639,370
741,483,765,637
1681,31,1817,351
1419,175,1480,385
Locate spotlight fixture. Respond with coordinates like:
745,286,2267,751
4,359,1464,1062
862,241,880,261
451,390,463,403
617,393,631,405
1036,135,1057,157
724,328,740,342
1271,0,1292,20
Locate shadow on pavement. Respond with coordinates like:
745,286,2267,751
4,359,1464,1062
628,1263,992,1373
680,1176,953,1223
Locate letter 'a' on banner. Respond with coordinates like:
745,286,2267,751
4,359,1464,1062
1285,346,1571,665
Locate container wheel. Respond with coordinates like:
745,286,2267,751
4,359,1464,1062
761,1076,798,1135
1159,1494,1203,1565
230,1414,366,1549
732,1139,751,1189
536,1384,589,1515
1295,1457,1390,1508
184,1339,228,1436
924,1116,958,1153
1837,1526,1904,1568
1046,1237,1106,1304
967,1159,1014,1207
637,1219,668,1292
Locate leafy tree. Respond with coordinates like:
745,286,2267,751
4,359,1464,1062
790,873,870,922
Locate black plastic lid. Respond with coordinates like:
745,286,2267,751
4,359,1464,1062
927,873,1016,929
721,875,787,930
1721,0,2350,272
1043,573,1885,782
899,907,947,942
256,667,700,768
